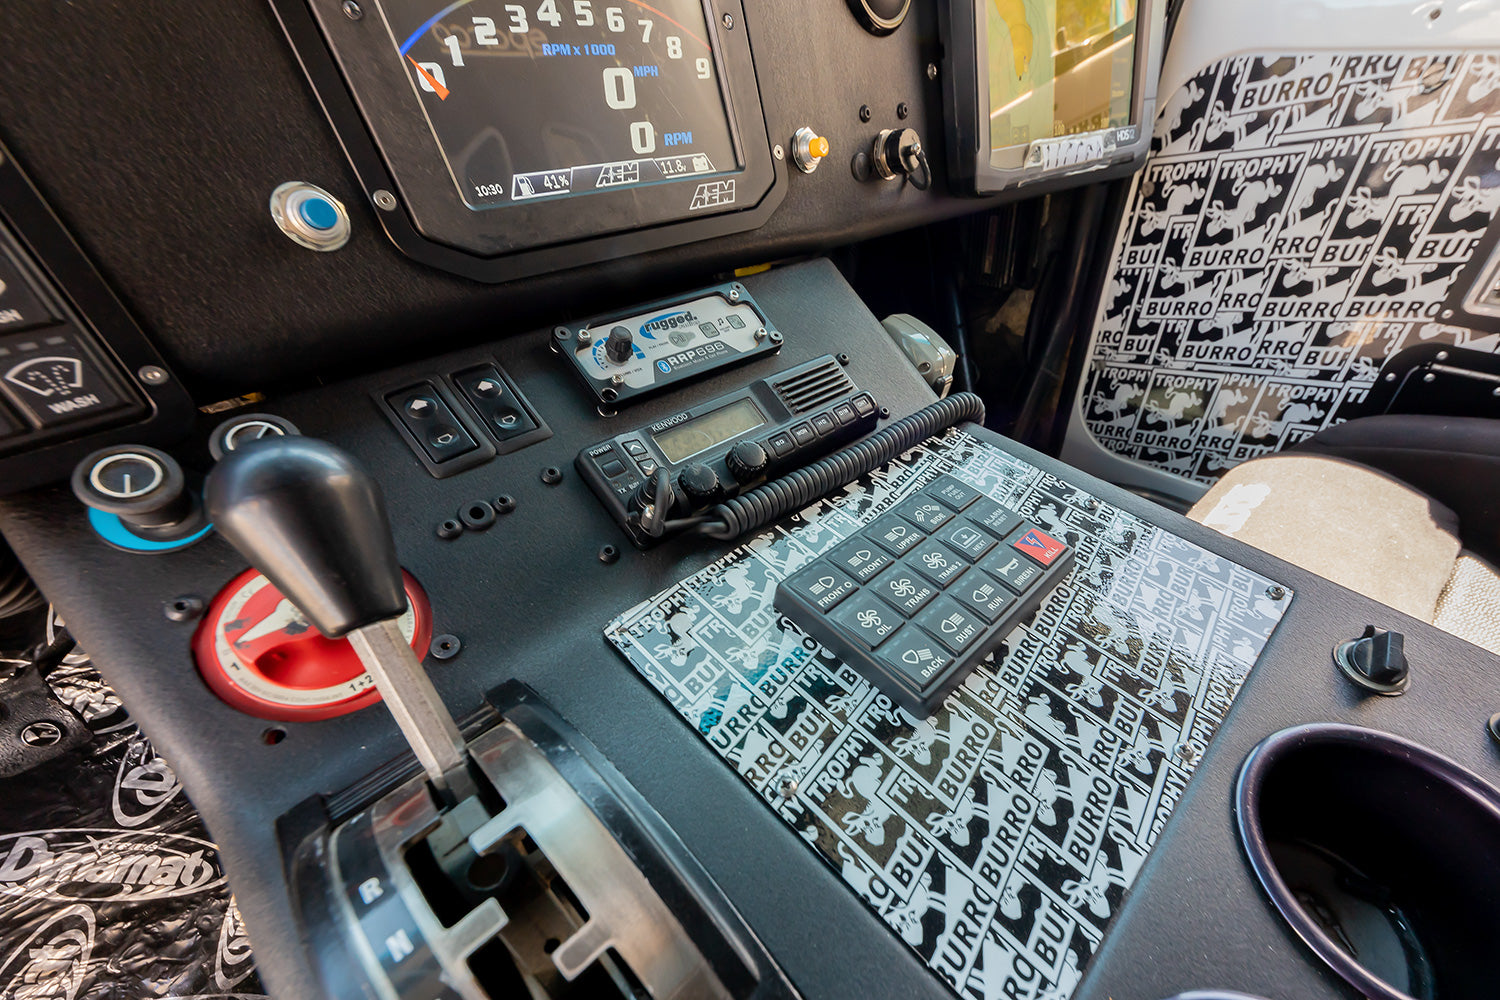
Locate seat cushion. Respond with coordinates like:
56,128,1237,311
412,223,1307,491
1433,553,1500,656
1188,454,1461,621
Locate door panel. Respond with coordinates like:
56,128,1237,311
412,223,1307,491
1066,35,1500,496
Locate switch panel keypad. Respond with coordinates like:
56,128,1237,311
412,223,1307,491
775,475,1074,715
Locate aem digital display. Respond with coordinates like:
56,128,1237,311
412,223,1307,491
379,0,740,209
652,397,765,464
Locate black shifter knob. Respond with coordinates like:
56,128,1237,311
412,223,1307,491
205,437,407,638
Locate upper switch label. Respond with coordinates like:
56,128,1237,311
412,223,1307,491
0,255,53,332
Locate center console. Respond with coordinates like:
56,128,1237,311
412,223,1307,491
1,259,1498,1000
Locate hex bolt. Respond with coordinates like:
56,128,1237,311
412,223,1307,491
598,544,620,564
436,518,463,540
721,12,733,28
859,104,872,123
1266,585,1287,600
541,466,564,485
430,633,462,660
897,102,909,119
342,0,363,18
494,494,517,515
138,365,169,385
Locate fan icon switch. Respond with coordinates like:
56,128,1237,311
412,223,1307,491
0,328,129,429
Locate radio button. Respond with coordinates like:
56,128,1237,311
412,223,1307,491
832,402,857,425
852,393,876,416
766,431,794,457
784,563,858,612
638,458,659,476
828,540,892,582
623,440,648,457
600,458,626,478
811,413,836,435
791,422,815,446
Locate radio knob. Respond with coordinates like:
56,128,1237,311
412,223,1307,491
605,326,634,365
679,463,725,506
726,440,769,484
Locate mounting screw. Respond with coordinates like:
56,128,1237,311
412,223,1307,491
778,775,798,799
137,365,169,386
896,102,909,119
610,373,625,386
494,494,517,514
341,0,363,17
1423,372,1437,383
1437,350,1450,361
878,406,891,419
1084,497,1101,511
1488,710,1500,748
430,634,461,660
768,330,783,345
541,466,564,485
721,11,733,28
1385,372,1397,382
926,62,938,80
858,104,872,123
553,327,570,342
436,518,463,540
598,544,620,564
836,352,851,365
1172,742,1199,764
163,595,203,622
729,287,741,301
754,327,767,342
1492,386,1500,397
773,144,784,160
1266,585,1286,600
372,189,397,211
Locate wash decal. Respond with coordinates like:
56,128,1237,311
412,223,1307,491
606,430,1290,1000
1083,52,1500,483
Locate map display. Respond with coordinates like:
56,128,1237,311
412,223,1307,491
988,0,1137,149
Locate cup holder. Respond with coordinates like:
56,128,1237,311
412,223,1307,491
1236,724,1500,1000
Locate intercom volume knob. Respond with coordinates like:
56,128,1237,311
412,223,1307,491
605,326,634,365
679,463,725,505
726,440,769,483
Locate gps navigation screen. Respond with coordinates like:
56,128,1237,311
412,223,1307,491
987,0,1137,150
380,0,741,209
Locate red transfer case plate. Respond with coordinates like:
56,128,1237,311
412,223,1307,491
192,567,432,721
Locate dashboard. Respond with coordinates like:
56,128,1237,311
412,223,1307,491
12,5,1495,1000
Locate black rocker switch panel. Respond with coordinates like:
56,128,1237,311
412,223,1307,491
775,475,1075,716
383,382,480,466
452,364,538,442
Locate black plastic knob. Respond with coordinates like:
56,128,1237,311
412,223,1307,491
605,325,634,365
204,437,407,638
1334,625,1409,694
725,440,769,483
71,445,196,534
679,463,725,506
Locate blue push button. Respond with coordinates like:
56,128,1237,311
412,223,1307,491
298,197,340,232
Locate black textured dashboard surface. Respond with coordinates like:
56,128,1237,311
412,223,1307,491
0,261,1497,1000
0,0,981,397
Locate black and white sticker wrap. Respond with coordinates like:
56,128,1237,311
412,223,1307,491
604,430,1290,1000
1081,52,1500,483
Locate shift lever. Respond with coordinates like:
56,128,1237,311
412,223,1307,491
205,436,469,793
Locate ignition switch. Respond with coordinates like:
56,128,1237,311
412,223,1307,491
870,127,931,190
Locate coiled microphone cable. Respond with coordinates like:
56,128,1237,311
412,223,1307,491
692,392,985,541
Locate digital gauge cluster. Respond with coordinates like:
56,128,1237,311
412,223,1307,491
278,0,782,279
389,0,739,210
